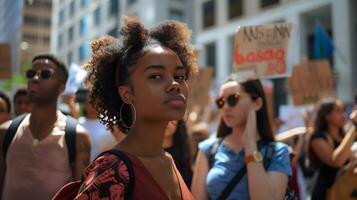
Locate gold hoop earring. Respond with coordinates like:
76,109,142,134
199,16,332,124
119,103,136,129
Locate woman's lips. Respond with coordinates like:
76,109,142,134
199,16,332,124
165,95,186,108
223,114,234,119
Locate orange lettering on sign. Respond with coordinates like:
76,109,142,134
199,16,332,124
234,45,286,75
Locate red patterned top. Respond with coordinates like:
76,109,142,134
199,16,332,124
75,153,130,200
69,151,194,200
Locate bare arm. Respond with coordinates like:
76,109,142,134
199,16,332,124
0,121,11,196
191,150,209,200
275,127,307,142
311,126,356,168
62,94,80,119
245,142,289,200
292,134,304,165
74,125,91,180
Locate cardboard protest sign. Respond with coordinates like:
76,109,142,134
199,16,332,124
289,59,335,105
188,67,213,108
233,23,292,78
276,105,306,134
0,43,12,79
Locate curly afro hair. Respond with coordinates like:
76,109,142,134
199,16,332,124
84,16,198,133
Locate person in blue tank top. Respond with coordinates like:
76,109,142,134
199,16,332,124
191,77,292,200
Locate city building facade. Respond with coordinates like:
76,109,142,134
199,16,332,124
50,0,194,66
0,0,24,73
51,0,120,66
21,0,53,68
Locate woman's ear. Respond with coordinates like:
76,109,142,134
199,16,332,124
118,85,133,103
58,82,65,94
254,97,263,111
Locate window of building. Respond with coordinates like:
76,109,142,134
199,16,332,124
108,27,117,37
23,34,49,43
94,7,101,26
128,0,137,6
228,0,243,19
81,0,88,8
67,51,73,65
227,35,235,73
260,0,280,8
68,26,74,42
58,34,63,50
80,16,88,36
79,44,89,61
43,36,50,43
28,0,52,8
59,9,64,25
169,9,184,21
205,42,216,77
69,1,75,17
24,15,51,27
109,0,119,16
202,0,215,29
25,0,32,6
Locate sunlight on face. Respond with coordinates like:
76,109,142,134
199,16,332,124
220,81,240,96
150,45,166,54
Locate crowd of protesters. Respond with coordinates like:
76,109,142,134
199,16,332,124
0,16,356,200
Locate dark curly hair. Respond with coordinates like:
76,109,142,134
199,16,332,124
84,16,197,133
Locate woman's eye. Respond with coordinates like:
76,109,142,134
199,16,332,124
175,75,186,81
149,74,162,79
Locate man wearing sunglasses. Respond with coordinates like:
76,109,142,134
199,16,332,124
0,54,91,200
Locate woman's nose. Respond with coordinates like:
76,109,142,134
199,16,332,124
167,80,181,93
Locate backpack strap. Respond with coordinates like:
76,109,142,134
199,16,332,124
208,137,224,169
2,114,27,159
64,116,77,178
96,149,135,200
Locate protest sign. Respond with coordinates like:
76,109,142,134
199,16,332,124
233,23,292,78
64,63,87,94
0,43,12,79
276,105,306,134
188,67,213,108
289,59,335,106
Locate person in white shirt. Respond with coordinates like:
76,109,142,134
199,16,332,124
80,91,125,161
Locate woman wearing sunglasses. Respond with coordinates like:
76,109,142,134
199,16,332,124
191,78,292,200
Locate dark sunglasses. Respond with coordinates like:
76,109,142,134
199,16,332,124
215,93,258,109
26,69,54,80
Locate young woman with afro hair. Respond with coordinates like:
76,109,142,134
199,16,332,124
53,16,197,200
